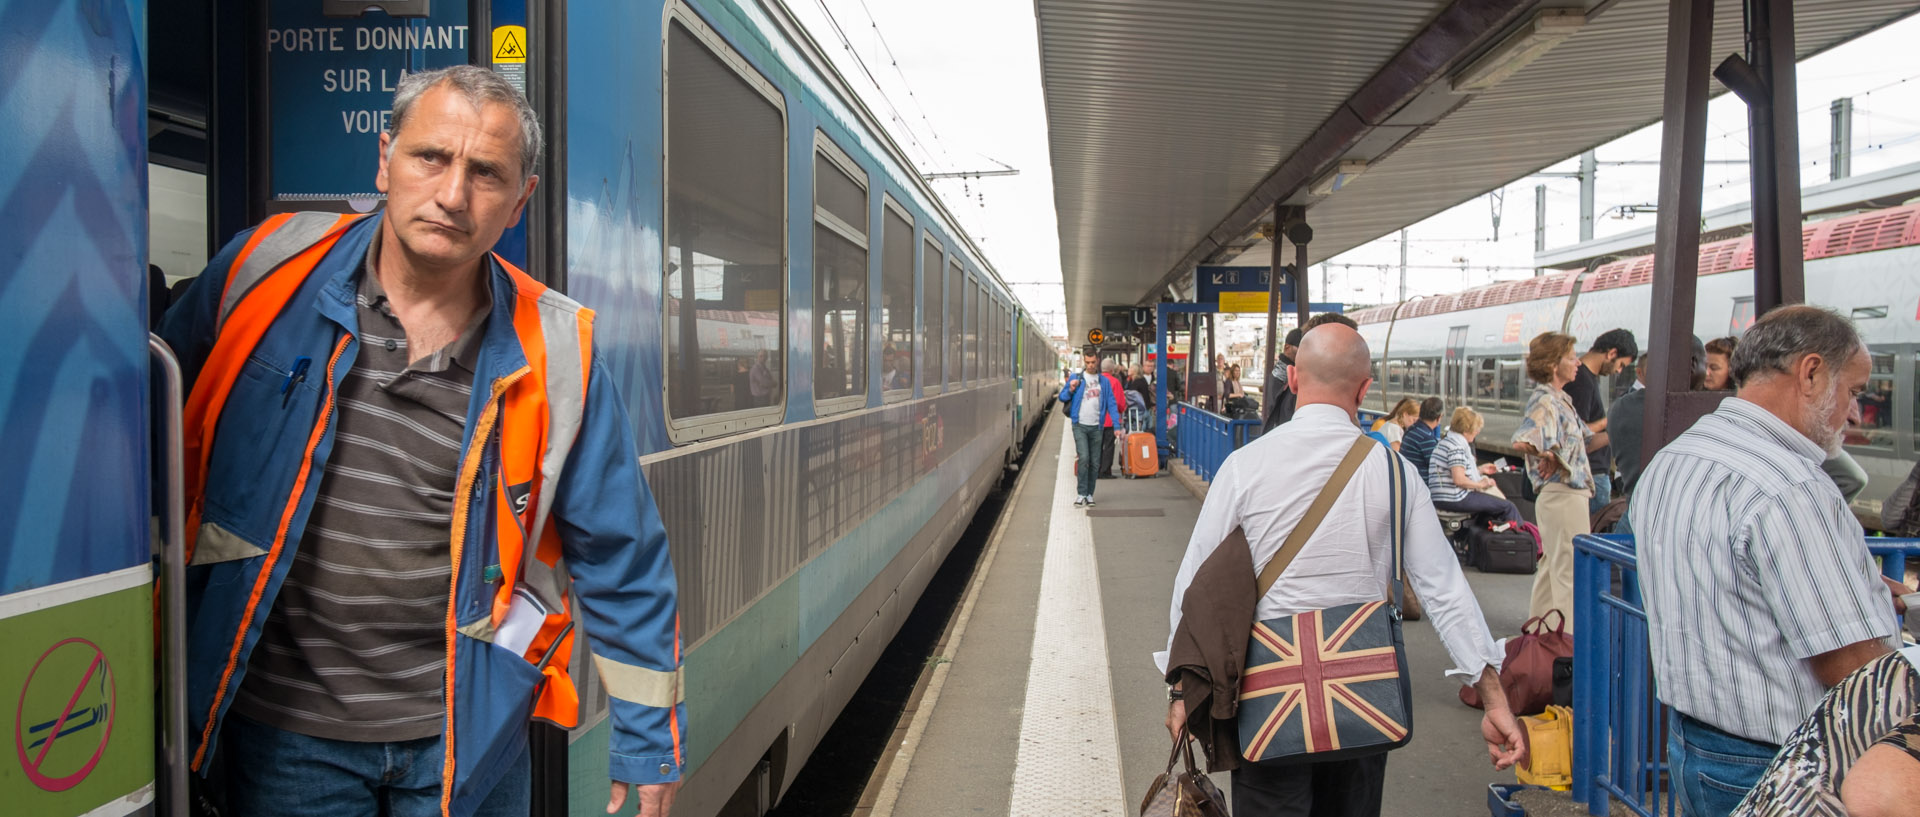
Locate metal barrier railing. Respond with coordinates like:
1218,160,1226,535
1173,402,1260,481
1572,534,1919,817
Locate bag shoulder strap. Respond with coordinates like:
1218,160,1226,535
1256,436,1377,596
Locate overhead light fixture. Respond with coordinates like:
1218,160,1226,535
1451,8,1585,93
1309,160,1370,196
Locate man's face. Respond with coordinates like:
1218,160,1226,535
376,85,537,274
1083,355,1098,372
1807,347,1870,452
1609,353,1635,376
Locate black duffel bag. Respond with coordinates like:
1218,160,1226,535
1464,522,1537,574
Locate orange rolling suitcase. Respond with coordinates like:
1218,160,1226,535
1126,431,1158,478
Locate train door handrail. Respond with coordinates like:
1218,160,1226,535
150,334,189,817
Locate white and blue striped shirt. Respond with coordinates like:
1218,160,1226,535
1632,398,1898,744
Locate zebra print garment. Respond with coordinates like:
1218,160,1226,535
1733,648,1920,816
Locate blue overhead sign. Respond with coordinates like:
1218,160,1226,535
267,1,471,203
1195,265,1296,305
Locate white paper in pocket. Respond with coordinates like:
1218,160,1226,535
494,587,549,657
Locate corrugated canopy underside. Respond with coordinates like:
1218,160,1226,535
1038,0,1920,333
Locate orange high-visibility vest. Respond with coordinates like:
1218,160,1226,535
179,213,595,762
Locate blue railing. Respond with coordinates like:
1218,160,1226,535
1173,402,1260,481
1572,534,1919,817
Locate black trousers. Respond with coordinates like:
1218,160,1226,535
1099,428,1116,475
1230,752,1387,817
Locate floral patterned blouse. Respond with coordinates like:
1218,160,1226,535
1511,383,1593,492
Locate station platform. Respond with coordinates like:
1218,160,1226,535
855,415,1563,817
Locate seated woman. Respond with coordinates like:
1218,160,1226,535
1371,397,1419,453
1734,647,1920,817
1427,407,1522,525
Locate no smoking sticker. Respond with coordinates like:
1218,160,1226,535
13,638,115,792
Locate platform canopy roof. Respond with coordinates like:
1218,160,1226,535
1038,0,1920,334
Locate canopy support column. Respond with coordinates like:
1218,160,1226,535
1640,0,1720,471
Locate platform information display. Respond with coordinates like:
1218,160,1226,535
1196,265,1296,312
267,1,471,205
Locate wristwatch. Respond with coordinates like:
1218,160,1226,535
1167,685,1184,701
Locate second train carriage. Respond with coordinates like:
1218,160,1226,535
5,1,1059,816
1354,203,1920,528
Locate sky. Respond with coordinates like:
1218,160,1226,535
787,1,1920,339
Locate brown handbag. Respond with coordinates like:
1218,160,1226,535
1458,609,1574,715
1140,727,1230,817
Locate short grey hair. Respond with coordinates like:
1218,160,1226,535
389,65,542,181
1101,359,1118,374
1729,305,1862,388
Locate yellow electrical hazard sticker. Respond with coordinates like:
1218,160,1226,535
492,26,527,64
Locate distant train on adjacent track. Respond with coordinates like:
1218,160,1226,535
1353,202,1920,528
6,2,1057,816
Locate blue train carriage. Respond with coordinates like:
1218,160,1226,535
1354,203,1920,529
614,5,1050,813
1,1,160,816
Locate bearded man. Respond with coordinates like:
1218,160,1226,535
1633,304,1910,817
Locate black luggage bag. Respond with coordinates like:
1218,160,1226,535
1464,523,1537,574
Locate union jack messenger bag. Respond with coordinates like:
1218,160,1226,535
1237,436,1414,764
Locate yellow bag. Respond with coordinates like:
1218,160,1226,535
1515,705,1572,790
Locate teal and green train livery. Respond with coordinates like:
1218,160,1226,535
1,1,158,815
2,1,1057,815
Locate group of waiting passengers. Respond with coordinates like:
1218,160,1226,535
1157,306,1919,817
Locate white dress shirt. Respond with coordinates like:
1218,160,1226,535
1155,404,1504,684
1633,397,1898,744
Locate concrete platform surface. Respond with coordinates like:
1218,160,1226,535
873,416,1544,817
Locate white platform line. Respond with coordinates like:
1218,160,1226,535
1007,431,1128,815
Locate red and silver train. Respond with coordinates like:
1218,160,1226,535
1353,203,1920,527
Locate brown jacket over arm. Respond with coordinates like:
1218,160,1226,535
1165,527,1256,772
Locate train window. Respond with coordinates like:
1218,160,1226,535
813,136,869,410
966,278,981,384
664,19,787,439
1386,359,1404,392
1474,358,1498,406
923,239,944,392
948,259,965,386
1499,359,1524,409
881,197,914,398
1851,350,1897,451
1408,359,1433,397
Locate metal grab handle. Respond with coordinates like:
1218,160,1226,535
149,334,189,817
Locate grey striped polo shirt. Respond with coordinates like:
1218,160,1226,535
233,241,488,742
1632,397,1899,744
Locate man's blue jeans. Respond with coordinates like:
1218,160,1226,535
223,714,530,817
1588,472,1613,516
1668,713,1778,817
1071,422,1101,498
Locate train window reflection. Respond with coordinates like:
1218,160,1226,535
813,141,869,407
1474,358,1498,407
881,199,913,396
947,260,964,386
1850,351,1896,450
967,279,981,384
664,21,786,432
923,240,944,391
1499,359,1524,409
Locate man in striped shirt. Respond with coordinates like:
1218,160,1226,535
1634,305,1909,817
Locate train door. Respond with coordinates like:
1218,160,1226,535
1444,325,1469,409
2,3,162,816
140,0,579,813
